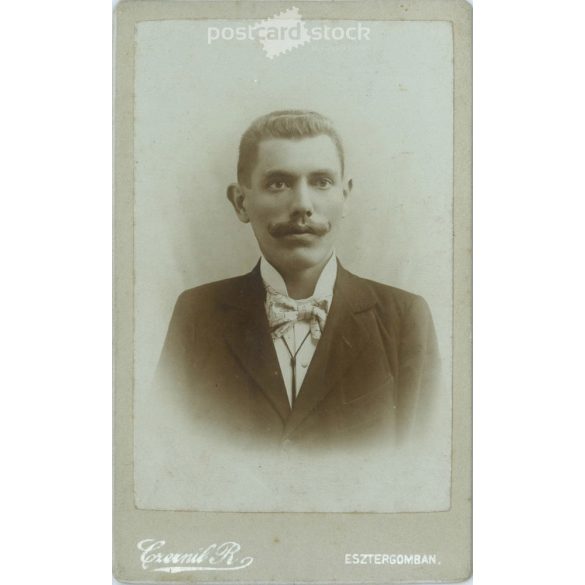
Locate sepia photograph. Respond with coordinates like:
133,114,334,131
133,15,453,512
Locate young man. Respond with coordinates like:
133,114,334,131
156,110,439,448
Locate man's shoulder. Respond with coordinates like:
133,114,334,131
343,270,431,322
173,270,259,312
341,267,427,311
178,273,250,297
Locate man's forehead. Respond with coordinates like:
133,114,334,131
254,135,342,175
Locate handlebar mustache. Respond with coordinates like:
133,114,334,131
268,220,330,238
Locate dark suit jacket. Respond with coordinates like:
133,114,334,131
155,261,440,449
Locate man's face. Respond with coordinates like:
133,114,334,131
229,134,350,275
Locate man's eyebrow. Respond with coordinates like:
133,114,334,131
260,168,340,180
309,169,338,176
261,170,297,180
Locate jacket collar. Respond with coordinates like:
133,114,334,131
220,262,291,423
220,260,376,311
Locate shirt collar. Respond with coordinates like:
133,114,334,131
260,252,338,300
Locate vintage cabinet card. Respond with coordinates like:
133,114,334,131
113,0,472,582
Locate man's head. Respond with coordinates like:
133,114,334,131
228,110,352,277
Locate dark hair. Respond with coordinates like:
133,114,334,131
237,110,345,186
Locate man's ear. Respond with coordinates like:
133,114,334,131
226,183,250,223
342,177,353,217
344,178,353,198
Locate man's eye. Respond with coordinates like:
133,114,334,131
314,177,333,189
267,180,289,191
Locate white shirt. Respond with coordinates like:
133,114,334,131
260,254,337,407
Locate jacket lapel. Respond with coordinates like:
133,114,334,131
283,264,377,439
221,265,291,423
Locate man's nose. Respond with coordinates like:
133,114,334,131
289,179,314,217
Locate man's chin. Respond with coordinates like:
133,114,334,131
265,245,333,274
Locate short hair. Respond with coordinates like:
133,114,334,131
237,110,345,186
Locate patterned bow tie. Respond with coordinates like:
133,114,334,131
265,287,329,340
